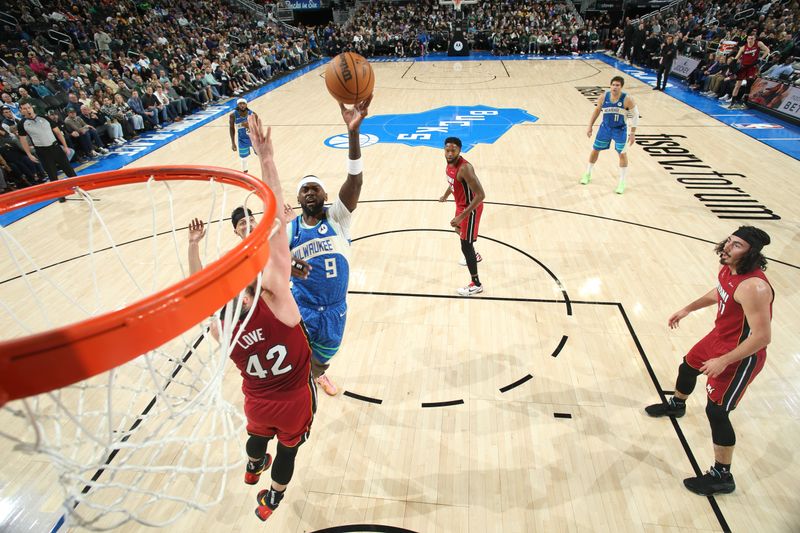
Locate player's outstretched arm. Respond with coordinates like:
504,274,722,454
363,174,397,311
339,94,373,212
667,287,717,329
187,218,206,276
248,114,301,326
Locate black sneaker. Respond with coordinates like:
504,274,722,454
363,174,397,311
644,399,685,418
684,467,735,495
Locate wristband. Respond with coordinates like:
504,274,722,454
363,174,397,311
347,158,363,175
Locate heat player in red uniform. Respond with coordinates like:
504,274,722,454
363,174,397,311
439,136,486,296
187,114,313,523
729,34,769,109
646,226,773,497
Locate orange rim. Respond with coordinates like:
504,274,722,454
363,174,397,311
0,166,276,406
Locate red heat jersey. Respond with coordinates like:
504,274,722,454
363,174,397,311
740,42,760,66
446,156,480,210
229,297,312,397
712,266,773,353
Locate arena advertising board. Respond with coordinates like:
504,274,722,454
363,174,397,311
671,54,701,79
748,77,800,120
288,0,321,8
324,105,539,152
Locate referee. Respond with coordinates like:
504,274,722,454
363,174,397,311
18,102,76,202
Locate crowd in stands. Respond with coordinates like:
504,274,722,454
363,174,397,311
325,0,594,58
607,0,798,108
0,0,321,193
0,0,798,192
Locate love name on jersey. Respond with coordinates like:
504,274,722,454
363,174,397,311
238,327,265,350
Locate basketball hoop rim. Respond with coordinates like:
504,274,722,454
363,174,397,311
0,166,277,407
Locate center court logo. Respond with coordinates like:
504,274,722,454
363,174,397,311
324,105,538,152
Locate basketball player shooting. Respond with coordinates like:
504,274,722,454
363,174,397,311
286,95,372,397
230,98,258,173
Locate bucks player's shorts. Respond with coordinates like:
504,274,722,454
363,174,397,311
238,134,252,158
593,124,628,153
298,300,347,364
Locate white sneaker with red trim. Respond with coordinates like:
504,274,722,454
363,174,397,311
457,282,484,296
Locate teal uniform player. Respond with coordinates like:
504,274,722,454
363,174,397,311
581,76,639,194
230,98,257,173
286,95,373,396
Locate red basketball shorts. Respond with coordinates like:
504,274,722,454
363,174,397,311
737,64,758,81
456,203,483,243
243,378,317,446
685,332,765,410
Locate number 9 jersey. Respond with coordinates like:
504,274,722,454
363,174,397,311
287,198,353,308
286,198,353,366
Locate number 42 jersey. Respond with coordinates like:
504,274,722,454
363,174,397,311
229,297,312,395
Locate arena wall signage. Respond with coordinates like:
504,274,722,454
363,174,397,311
288,0,321,8
748,77,800,121
671,55,701,79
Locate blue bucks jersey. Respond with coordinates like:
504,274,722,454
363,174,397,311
288,199,352,307
233,109,253,147
600,91,627,129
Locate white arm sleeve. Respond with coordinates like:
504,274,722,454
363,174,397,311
629,105,640,127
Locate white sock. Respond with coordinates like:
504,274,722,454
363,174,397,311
241,158,248,172
619,166,628,184
586,163,594,174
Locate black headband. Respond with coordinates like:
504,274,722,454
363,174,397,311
231,207,254,229
732,226,770,251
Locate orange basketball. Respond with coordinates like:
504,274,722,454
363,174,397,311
325,52,375,105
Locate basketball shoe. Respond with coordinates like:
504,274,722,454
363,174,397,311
316,374,338,396
614,181,626,194
644,398,686,418
683,467,735,496
457,282,483,296
244,453,273,485
255,488,285,521
458,252,482,266
580,172,591,185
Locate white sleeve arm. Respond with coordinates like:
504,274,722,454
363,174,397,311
629,105,640,128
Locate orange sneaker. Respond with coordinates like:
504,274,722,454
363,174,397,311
244,453,272,485
315,374,338,396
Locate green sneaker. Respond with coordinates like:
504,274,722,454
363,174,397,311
580,172,591,185
614,181,626,194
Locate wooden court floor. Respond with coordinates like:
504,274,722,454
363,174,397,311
1,58,799,532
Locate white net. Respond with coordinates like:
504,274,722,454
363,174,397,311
0,172,270,530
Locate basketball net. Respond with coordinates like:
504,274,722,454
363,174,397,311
0,170,274,530
453,0,463,11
